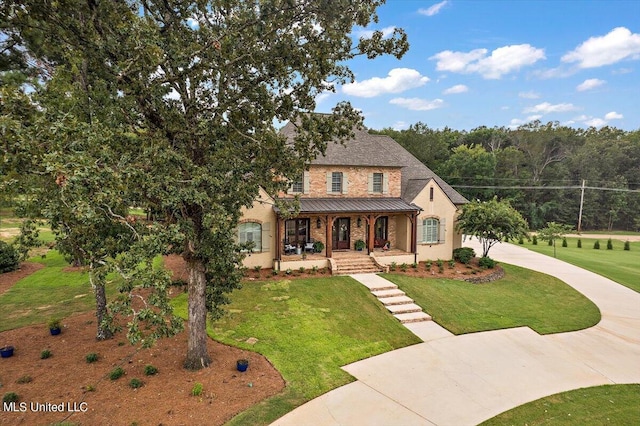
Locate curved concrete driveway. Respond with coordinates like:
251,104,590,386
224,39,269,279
272,241,640,426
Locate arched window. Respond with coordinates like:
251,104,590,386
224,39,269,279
423,218,439,243
238,222,262,252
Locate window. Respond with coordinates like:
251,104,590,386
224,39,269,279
372,173,383,193
238,222,262,252
423,218,439,243
331,172,342,193
290,177,303,194
429,187,434,201
285,218,310,246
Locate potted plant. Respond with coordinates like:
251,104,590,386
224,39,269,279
236,358,249,372
0,345,14,358
313,241,325,253
48,318,62,336
354,239,366,251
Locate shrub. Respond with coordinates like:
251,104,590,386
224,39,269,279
0,241,20,273
478,257,496,269
411,263,418,269
624,240,630,251
271,269,279,276
144,365,158,376
577,239,582,248
607,238,613,250
85,353,99,363
425,260,432,270
285,268,292,275
85,384,96,392
253,265,261,273
532,235,538,245
400,263,408,272
109,367,125,380
129,378,144,389
3,392,19,403
191,382,203,396
313,241,325,253
453,247,475,264
562,237,567,247
518,237,524,244
16,375,32,384
298,267,305,274
41,349,52,359
547,239,553,246
389,262,397,271
594,240,600,250
448,260,455,268
436,259,444,273
311,265,318,274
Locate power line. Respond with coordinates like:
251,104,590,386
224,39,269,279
450,185,640,193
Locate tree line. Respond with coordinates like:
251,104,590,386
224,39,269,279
373,121,640,231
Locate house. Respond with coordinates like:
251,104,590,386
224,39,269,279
239,122,468,274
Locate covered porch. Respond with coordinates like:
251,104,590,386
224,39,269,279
273,198,421,269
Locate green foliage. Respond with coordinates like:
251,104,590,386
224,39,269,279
47,318,61,329
253,265,261,273
607,238,613,250
109,367,124,380
85,353,99,363
425,260,432,270
577,238,582,248
518,237,524,244
624,240,630,250
400,263,408,272
85,385,95,392
478,257,496,269
3,392,19,403
594,240,601,249
354,239,366,251
547,238,553,246
191,382,203,397
411,263,418,269
453,247,475,264
16,375,32,384
128,378,144,389
562,237,568,247
456,197,529,257
40,349,52,359
532,235,538,245
448,260,455,268
390,262,397,271
298,267,305,274
12,219,41,260
538,222,573,258
312,241,325,253
144,365,158,376
0,241,19,273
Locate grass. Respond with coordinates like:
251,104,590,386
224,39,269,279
383,263,601,335
171,276,421,425
0,251,116,332
525,237,640,293
481,384,640,425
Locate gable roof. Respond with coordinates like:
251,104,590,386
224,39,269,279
279,122,468,205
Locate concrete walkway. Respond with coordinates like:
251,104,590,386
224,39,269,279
272,240,640,426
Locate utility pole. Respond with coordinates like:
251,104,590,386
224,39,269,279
577,179,585,233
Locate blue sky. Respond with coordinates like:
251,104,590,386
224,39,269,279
315,0,640,132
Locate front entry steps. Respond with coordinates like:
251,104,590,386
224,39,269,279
350,274,431,324
333,256,383,275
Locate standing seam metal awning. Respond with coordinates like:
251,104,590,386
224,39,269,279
273,198,421,215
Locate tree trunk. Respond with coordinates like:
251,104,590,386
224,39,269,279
184,258,212,370
92,269,113,341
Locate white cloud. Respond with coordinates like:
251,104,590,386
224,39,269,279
523,102,578,114
356,26,396,39
389,97,444,111
443,84,468,94
342,68,430,98
519,90,541,99
418,1,448,17
584,118,607,127
604,111,623,120
430,44,545,79
562,27,640,68
392,121,409,130
526,114,543,121
612,67,633,75
576,78,606,91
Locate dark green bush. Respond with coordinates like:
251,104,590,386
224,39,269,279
547,239,553,246
594,240,600,249
144,365,158,376
607,238,613,250
562,238,567,247
3,392,19,403
128,378,144,389
400,263,408,272
518,237,524,244
532,235,538,245
453,247,475,264
0,241,20,273
624,240,630,251
109,367,125,380
577,239,582,248
41,349,52,359
85,353,99,363
478,257,496,269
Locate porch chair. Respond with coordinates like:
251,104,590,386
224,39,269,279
283,239,296,255
304,238,315,253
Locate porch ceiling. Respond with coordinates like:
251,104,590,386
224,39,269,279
274,197,421,215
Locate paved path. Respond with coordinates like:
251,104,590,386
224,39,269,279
272,241,640,426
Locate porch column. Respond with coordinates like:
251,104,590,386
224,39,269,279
410,213,417,254
275,216,283,261
325,215,334,258
367,215,375,255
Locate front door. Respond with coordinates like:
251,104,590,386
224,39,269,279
332,217,350,250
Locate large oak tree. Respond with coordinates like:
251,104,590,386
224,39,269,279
2,0,408,369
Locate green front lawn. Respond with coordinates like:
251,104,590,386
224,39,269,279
172,276,421,425
383,263,601,335
481,384,640,425
525,237,640,292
